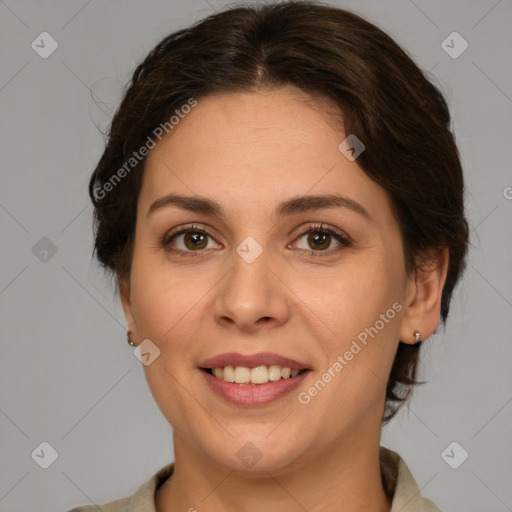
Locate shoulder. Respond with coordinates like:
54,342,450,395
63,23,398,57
66,496,129,512
65,462,175,512
380,446,443,512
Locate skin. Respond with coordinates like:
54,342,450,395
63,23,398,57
120,85,448,512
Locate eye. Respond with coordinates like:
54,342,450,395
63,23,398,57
160,222,352,258
160,224,220,257
289,223,352,258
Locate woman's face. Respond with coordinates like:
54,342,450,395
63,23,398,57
121,86,418,472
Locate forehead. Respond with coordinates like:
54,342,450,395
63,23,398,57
140,88,393,223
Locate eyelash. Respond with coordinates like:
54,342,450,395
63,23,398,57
160,223,352,259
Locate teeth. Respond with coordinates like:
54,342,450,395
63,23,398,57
222,365,235,382
208,365,305,384
250,365,268,384
268,365,282,381
234,366,251,384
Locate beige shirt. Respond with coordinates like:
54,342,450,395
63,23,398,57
67,446,441,512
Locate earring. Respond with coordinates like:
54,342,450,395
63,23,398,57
414,331,421,344
127,330,135,346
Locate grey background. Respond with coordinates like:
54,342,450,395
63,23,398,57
1,0,511,511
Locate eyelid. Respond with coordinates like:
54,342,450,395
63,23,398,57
288,223,352,258
292,222,352,245
161,223,219,250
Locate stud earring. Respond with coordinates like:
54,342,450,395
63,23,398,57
414,331,421,344
127,330,135,346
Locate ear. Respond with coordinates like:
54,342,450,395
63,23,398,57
399,248,449,345
119,278,138,343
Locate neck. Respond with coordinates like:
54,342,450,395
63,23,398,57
155,430,392,512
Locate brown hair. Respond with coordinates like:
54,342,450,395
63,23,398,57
89,0,469,423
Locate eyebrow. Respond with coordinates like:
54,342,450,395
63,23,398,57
146,192,370,221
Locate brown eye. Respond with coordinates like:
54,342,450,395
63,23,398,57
161,223,351,259
182,231,208,250
306,230,331,250
161,224,219,257
291,224,351,258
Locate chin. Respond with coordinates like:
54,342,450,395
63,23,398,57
204,435,305,475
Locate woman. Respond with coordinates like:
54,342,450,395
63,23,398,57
70,1,468,510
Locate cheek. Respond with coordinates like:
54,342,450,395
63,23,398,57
129,253,203,426
307,252,405,394
129,243,192,336
301,270,403,421
314,255,403,335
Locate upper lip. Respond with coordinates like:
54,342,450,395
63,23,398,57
198,352,312,370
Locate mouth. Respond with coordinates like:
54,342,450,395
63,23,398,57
200,366,311,385
197,352,313,405
199,365,312,406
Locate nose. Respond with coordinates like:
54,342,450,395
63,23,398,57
213,245,291,333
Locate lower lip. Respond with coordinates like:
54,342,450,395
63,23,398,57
200,369,310,406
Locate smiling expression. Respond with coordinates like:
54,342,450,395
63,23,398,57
120,85,417,472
